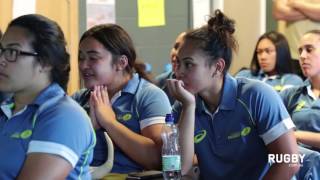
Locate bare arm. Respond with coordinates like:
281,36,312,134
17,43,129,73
167,79,196,175
289,0,320,21
17,153,72,180
179,104,196,175
91,86,164,170
273,0,306,21
295,130,320,149
263,130,300,180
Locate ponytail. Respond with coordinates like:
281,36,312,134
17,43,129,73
133,61,153,82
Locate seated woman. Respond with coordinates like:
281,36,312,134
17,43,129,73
279,30,320,180
73,24,171,173
281,29,320,152
167,10,299,179
0,14,95,179
235,31,303,92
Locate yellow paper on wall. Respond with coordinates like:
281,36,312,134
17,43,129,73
138,0,165,27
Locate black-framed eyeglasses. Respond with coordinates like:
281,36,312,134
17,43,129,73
0,47,38,62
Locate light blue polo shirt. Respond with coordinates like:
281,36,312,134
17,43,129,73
0,83,95,180
235,69,303,92
280,80,320,151
173,74,295,179
73,74,172,173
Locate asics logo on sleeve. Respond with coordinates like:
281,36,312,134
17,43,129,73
227,127,251,140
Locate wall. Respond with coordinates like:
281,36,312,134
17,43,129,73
37,0,80,94
224,0,265,75
115,0,191,76
0,0,79,94
0,0,12,33
266,0,277,32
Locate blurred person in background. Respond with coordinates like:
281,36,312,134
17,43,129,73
235,31,303,92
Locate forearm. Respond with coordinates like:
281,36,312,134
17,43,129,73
102,121,162,170
264,130,299,179
273,0,306,21
291,1,320,21
295,130,320,149
179,104,196,175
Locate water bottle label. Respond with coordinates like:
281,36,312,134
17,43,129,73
162,155,181,171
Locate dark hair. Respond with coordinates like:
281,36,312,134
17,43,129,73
80,24,152,81
185,9,238,73
8,14,70,91
250,31,292,76
0,29,2,39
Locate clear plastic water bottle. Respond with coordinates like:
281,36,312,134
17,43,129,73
161,113,181,180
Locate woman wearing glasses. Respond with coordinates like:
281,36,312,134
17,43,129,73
0,14,95,179
235,31,303,92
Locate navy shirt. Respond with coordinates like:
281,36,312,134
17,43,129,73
174,74,294,179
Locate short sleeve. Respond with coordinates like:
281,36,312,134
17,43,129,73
244,81,295,145
27,98,95,167
137,84,172,129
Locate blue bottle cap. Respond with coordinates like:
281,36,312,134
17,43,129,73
165,113,174,123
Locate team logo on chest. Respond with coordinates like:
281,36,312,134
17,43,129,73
11,129,33,139
227,127,251,140
194,130,207,144
117,113,132,121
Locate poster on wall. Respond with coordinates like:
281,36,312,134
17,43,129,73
13,0,36,19
87,0,115,29
138,0,165,27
